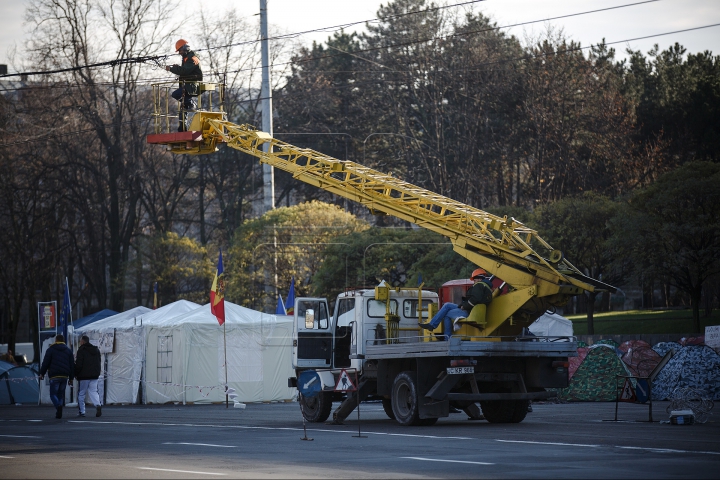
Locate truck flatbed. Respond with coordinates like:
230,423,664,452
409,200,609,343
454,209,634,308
364,336,578,359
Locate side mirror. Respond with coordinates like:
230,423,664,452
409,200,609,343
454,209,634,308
305,309,315,329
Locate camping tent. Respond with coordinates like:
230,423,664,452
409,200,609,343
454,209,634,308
144,301,295,404
0,360,39,404
652,345,720,401
559,344,633,401
73,309,118,329
76,302,199,405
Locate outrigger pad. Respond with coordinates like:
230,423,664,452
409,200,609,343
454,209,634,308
146,131,203,144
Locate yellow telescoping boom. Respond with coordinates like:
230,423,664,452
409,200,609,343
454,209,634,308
148,100,614,337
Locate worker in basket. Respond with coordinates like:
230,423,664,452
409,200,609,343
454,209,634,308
419,268,494,339
165,39,203,131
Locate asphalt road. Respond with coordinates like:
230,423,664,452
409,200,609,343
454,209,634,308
1,400,719,479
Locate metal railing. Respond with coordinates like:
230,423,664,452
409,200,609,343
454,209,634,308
151,81,225,134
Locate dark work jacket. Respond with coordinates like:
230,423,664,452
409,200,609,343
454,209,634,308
39,342,74,380
169,50,203,96
75,342,102,380
460,280,493,312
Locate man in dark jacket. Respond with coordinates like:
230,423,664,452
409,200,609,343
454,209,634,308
75,335,102,417
166,38,203,131
39,334,74,419
419,268,494,339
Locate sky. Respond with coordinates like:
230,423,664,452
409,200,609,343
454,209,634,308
1,0,719,74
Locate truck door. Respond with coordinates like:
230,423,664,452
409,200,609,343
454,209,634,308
293,298,332,369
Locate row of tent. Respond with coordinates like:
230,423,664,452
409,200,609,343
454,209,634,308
559,339,720,401
31,300,295,406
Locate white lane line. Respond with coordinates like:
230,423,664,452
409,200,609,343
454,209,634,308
497,439,720,456
617,446,720,456
138,467,227,476
401,457,494,466
0,455,15,458
69,420,470,440
0,434,41,438
163,442,237,448
497,439,600,448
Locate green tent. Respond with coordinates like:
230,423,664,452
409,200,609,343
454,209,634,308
559,345,633,401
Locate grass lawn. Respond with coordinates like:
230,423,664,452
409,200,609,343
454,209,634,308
565,309,720,335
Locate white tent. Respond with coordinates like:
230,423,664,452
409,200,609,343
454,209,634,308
76,302,199,404
144,301,295,405
529,312,574,338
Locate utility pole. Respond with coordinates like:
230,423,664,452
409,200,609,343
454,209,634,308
260,0,275,214
260,0,277,312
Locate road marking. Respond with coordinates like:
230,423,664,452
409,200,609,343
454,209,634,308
0,455,15,458
497,440,600,448
401,457,494,465
70,420,471,440
0,434,41,438
497,440,720,456
163,442,237,448
617,446,720,456
138,467,227,476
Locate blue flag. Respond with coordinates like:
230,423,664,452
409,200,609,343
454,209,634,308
284,277,295,315
58,278,71,340
417,273,423,286
275,294,286,315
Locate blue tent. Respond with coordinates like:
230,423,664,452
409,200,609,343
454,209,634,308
73,309,118,329
0,360,39,404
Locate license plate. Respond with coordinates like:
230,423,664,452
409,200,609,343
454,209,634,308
446,367,474,374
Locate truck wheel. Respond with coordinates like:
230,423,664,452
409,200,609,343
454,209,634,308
300,392,332,423
382,398,396,420
391,371,422,426
480,399,530,423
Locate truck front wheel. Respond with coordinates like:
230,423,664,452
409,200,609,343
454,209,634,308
480,399,530,423
382,398,396,420
392,371,424,426
300,392,332,423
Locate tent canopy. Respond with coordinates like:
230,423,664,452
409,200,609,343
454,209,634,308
73,309,119,329
75,305,152,333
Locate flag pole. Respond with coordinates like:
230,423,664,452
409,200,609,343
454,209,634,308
224,321,228,408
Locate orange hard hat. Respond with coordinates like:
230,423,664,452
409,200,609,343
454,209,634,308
175,39,188,52
471,268,487,279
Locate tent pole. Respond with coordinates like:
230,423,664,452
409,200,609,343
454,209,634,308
224,322,228,408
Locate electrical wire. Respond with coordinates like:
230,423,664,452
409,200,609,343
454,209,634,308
0,0,660,80
1,20,717,150
666,387,714,423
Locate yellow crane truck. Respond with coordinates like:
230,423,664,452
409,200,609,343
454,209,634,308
147,83,615,426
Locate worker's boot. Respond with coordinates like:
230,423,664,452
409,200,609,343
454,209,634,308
55,406,62,419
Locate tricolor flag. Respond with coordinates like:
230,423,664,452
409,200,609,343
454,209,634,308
58,278,71,340
210,249,225,325
275,294,286,315
284,277,295,315
153,282,158,310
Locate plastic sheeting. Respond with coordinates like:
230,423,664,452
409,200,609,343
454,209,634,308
144,302,295,404
528,312,573,338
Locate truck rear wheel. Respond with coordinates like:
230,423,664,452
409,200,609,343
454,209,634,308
480,399,530,423
391,371,423,426
300,392,332,423
382,398,396,420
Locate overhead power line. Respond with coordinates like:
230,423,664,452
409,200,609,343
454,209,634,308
0,0,658,80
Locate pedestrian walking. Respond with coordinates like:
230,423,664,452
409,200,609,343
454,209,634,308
75,335,102,417
39,334,74,419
